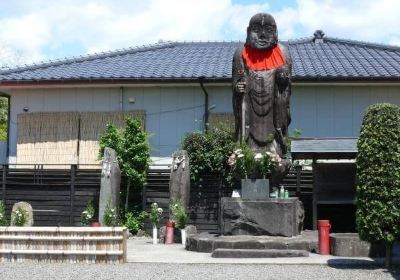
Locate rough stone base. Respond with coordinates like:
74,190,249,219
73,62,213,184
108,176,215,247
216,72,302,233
221,197,304,237
211,248,309,258
186,231,318,253
330,233,385,257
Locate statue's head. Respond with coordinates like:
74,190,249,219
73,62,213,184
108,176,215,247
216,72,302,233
246,13,278,50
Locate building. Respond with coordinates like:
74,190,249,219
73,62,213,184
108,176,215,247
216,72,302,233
0,31,399,165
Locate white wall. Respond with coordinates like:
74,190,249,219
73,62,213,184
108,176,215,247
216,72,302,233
2,83,400,161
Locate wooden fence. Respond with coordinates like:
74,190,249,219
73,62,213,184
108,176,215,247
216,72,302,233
0,227,127,263
0,165,101,226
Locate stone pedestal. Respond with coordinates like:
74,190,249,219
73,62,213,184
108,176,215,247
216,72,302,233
220,197,304,237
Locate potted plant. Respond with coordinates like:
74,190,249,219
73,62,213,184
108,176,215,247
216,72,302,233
170,200,189,245
228,144,283,199
149,202,163,244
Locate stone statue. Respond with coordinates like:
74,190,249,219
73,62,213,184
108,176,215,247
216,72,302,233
232,13,292,180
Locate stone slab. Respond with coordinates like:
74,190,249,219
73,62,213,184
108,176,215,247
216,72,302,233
186,231,318,253
211,248,309,258
330,233,385,257
220,197,304,237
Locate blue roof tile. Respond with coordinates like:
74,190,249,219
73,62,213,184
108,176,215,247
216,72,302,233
1,36,400,83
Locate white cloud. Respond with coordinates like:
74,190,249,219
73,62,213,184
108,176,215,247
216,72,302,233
0,0,399,66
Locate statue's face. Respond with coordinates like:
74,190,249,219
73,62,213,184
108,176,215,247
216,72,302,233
247,23,277,50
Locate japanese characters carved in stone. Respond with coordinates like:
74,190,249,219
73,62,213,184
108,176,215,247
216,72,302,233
232,13,292,180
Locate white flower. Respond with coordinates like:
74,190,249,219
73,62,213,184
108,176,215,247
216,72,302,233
254,153,263,160
87,215,92,219
152,202,158,207
110,209,115,212
265,151,273,157
82,211,88,214
237,153,244,158
234,149,242,155
157,208,163,214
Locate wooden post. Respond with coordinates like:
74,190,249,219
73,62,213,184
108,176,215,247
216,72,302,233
70,164,77,226
312,158,317,230
122,228,128,263
1,165,6,204
295,165,301,197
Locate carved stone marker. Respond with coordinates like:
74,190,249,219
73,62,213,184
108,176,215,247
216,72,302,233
11,201,33,226
169,150,190,212
220,197,304,237
99,147,121,224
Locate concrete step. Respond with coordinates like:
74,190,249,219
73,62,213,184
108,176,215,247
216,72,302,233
211,248,309,258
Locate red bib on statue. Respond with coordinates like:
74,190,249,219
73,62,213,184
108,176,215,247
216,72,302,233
242,44,286,71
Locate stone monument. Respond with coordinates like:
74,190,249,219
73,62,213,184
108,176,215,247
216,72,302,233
99,147,121,224
220,12,303,237
169,150,190,211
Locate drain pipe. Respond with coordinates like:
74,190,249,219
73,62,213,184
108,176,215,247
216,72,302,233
198,77,209,132
119,86,124,111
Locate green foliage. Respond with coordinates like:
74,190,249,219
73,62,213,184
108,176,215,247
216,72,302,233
81,200,95,226
149,202,163,226
103,202,118,227
123,211,147,235
228,143,281,180
11,207,28,226
0,201,7,226
356,103,400,244
99,117,151,190
182,125,236,183
0,97,8,141
170,200,188,229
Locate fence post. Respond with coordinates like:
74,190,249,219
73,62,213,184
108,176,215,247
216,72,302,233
2,165,6,204
70,164,77,226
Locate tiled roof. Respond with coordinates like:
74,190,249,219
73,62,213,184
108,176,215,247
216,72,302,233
1,34,400,83
291,138,358,159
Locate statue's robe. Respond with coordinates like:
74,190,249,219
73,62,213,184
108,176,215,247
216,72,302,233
232,43,291,154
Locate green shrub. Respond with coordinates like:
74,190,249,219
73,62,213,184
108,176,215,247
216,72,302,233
81,200,95,226
124,211,147,235
103,202,119,227
182,125,235,183
0,201,7,226
99,117,151,190
148,202,163,226
356,103,400,248
170,200,188,229
11,207,28,226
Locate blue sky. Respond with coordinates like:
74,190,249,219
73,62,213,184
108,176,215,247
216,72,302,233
0,0,399,66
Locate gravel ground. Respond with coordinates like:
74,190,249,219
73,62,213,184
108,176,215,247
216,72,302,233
0,263,398,280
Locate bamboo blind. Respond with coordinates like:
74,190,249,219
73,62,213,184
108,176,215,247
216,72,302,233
16,111,145,167
208,112,235,130
17,112,79,167
78,111,145,166
0,227,128,263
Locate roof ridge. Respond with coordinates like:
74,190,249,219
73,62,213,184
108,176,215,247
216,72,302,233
0,41,178,75
324,37,400,51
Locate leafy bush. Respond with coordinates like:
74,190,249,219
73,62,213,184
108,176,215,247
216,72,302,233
149,202,163,226
81,200,95,226
0,201,7,226
182,125,235,183
356,103,400,252
124,211,147,235
103,202,119,226
11,207,28,226
227,143,282,179
170,200,188,229
99,117,151,190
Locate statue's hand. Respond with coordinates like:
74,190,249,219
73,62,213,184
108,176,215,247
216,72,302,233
236,81,246,94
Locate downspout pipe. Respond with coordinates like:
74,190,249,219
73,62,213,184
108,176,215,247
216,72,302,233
119,86,124,111
198,77,209,132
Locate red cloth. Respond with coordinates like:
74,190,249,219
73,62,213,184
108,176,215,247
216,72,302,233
242,44,285,71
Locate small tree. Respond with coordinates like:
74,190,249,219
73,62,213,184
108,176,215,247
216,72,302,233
356,103,400,268
99,117,150,190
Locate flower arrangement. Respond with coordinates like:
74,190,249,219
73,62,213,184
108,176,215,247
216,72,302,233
228,144,282,179
81,200,95,226
103,203,118,226
170,200,188,230
11,207,28,226
149,202,163,226
0,201,7,226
